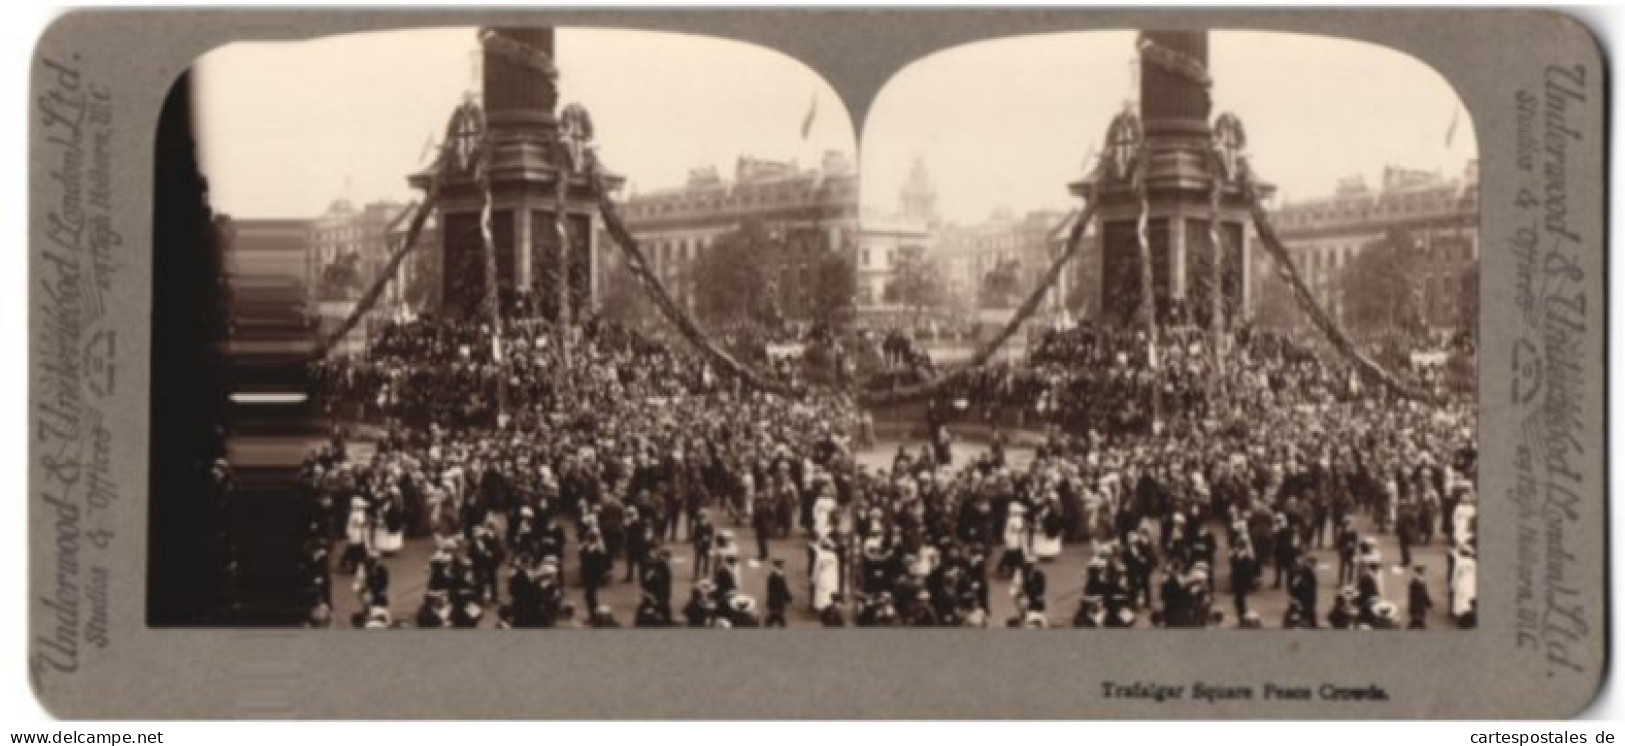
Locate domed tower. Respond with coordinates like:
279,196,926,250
898,157,938,226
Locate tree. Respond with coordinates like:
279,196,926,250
691,221,782,327
807,251,857,329
883,244,946,316
597,252,660,329
1339,229,1425,337
1250,265,1307,332
978,257,1023,309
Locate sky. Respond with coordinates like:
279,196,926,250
195,27,856,219
860,29,1480,226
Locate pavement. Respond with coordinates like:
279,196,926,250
329,440,1463,629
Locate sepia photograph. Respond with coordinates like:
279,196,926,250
152,26,1479,633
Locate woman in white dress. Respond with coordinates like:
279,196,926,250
1000,502,1031,577
1031,493,1064,561
372,490,406,556
341,495,372,573
1450,545,1477,623
811,486,838,542
811,539,841,611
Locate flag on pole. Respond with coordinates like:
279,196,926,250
1444,106,1460,147
800,92,818,139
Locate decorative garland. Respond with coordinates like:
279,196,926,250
587,152,800,399
470,106,511,421
478,28,559,80
314,106,466,359
858,190,1100,407
551,111,578,365
1239,168,1437,404
1206,135,1228,373
1136,36,1213,89
1132,137,1164,426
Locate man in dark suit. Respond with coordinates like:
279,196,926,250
712,555,740,600
641,549,674,623
1357,562,1382,627
1407,565,1433,629
579,531,609,614
1396,500,1418,569
1019,559,1048,613
1288,555,1319,628
1273,516,1299,589
691,510,716,581
765,558,792,627
819,593,846,626
1230,539,1258,623
1336,517,1359,586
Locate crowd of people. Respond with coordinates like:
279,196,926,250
907,324,1471,439
292,315,1477,631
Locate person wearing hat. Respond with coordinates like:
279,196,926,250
589,604,621,628
353,551,391,613
811,537,842,613
305,601,333,629
1395,496,1420,570
1228,536,1258,623
623,502,653,583
416,590,452,629
1371,600,1401,630
634,592,669,627
506,560,539,627
341,495,372,574
468,523,504,604
999,502,1030,579
533,560,566,628
691,509,716,581
712,552,742,601
1288,554,1319,628
1335,516,1360,586
1271,514,1299,589
751,487,776,560
819,593,846,627
1073,595,1106,628
764,558,793,627
580,529,610,615
640,547,674,622
683,583,714,628
1015,558,1048,613
1159,565,1189,628
1123,533,1156,609
1356,561,1383,627
363,606,393,629
1407,565,1433,629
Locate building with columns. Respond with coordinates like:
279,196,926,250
609,150,859,317
856,212,931,309
1259,160,1479,330
855,157,938,312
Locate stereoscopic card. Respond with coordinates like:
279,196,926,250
27,8,1606,718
